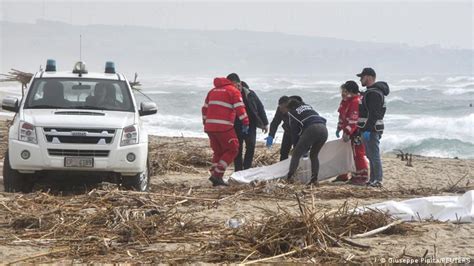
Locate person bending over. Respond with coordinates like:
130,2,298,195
286,99,328,184
266,95,303,161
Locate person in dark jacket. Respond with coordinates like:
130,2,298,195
356,67,390,187
227,73,269,171
286,99,328,184
266,95,303,161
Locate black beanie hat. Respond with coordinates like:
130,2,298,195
278,96,289,105
341,80,360,94
287,98,303,110
226,73,240,83
289,95,303,102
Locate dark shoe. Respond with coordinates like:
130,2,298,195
368,181,383,188
309,177,319,186
286,173,295,184
332,174,349,183
209,176,228,187
208,176,216,186
349,176,368,186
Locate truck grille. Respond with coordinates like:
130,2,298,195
48,149,110,157
43,128,115,144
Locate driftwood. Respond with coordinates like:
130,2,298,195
406,154,413,167
0,69,34,96
0,188,410,264
395,150,414,166
395,149,406,161
241,244,315,265
351,220,404,239
6,247,69,264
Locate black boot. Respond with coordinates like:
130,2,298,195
309,176,319,186
209,176,228,187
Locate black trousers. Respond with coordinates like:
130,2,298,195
287,123,328,181
280,131,292,161
234,126,257,171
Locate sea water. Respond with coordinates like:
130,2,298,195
1,74,473,159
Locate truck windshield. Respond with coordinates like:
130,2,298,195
24,78,135,112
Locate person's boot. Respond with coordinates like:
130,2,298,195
209,176,228,187
286,172,295,184
208,176,217,186
368,180,383,188
348,176,366,186
359,176,369,186
309,176,319,186
332,173,350,183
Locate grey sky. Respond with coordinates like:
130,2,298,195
0,0,473,49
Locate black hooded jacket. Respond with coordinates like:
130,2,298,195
288,104,327,145
269,108,290,138
234,87,269,130
358,81,390,133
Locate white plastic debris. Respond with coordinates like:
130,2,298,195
357,190,474,223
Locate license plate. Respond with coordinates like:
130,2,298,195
64,157,94,168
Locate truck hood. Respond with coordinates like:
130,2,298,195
22,109,137,129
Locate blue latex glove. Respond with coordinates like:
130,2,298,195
362,131,371,142
265,135,274,148
336,129,341,138
242,125,250,135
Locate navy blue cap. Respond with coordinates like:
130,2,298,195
356,67,376,77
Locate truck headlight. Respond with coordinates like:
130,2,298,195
19,121,37,144
121,125,139,146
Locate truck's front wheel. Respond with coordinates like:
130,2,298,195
3,152,34,193
122,159,150,192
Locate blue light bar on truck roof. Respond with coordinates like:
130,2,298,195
45,59,56,72
105,61,116,74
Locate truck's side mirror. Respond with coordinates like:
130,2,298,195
139,102,157,116
2,97,19,113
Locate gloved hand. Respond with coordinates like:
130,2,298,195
265,135,274,148
336,129,341,138
362,131,371,142
242,125,250,135
342,133,350,142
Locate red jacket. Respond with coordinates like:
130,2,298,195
202,78,249,132
337,95,360,136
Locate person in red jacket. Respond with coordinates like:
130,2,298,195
202,77,250,186
334,80,369,185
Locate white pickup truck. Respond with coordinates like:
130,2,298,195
1,60,157,192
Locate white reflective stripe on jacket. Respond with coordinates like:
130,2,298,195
206,119,234,126
209,100,233,109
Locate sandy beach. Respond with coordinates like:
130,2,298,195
1,1,472,262
0,118,472,263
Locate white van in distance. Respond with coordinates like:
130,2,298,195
2,60,157,192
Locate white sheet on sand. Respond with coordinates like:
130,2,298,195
229,139,356,184
357,191,474,223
